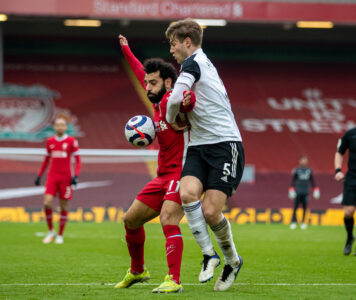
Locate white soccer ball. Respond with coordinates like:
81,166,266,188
125,115,156,147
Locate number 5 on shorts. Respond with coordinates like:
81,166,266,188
223,163,231,176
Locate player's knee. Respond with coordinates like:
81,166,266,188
160,211,179,226
344,207,355,218
202,206,220,226
179,188,197,204
123,213,140,229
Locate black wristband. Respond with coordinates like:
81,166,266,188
335,168,342,174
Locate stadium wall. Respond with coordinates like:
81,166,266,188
1,55,355,225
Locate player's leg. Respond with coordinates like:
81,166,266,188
202,141,244,291
152,199,184,293
43,193,56,244
115,199,159,288
300,195,308,229
290,196,299,229
180,175,220,283
179,147,218,283
54,199,69,244
203,189,242,291
54,179,72,244
343,205,356,255
341,186,356,255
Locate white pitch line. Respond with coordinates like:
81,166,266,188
1,283,356,287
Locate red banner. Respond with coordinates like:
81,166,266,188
1,0,356,23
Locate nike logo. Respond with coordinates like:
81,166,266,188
129,125,145,139
166,191,177,195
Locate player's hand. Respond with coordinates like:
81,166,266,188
170,114,190,131
180,91,196,113
118,34,128,46
71,176,78,186
34,176,41,186
335,171,345,182
288,187,296,200
313,187,320,200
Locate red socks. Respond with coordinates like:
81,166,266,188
163,225,183,284
125,225,145,274
58,211,68,236
44,208,53,231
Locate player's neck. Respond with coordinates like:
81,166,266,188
55,133,68,141
186,46,201,58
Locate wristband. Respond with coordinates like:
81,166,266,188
335,168,342,174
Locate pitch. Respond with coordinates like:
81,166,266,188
0,222,355,299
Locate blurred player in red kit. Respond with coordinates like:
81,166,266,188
115,34,195,293
35,117,81,244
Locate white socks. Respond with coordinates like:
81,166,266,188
183,200,215,256
211,216,239,266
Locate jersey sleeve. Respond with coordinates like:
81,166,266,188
309,169,316,188
121,45,146,89
176,58,201,87
290,168,297,187
337,131,350,155
72,138,80,156
45,139,51,156
38,139,51,176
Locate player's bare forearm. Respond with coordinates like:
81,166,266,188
170,114,190,131
334,152,345,182
334,152,344,170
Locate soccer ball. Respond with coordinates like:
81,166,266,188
125,115,156,147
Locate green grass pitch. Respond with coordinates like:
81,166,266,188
1,222,356,299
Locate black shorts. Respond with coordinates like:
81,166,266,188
342,186,356,206
181,141,245,197
295,194,308,205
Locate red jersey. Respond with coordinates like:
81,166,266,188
122,45,189,176
38,134,81,178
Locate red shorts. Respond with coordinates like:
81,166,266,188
45,173,73,200
136,172,182,212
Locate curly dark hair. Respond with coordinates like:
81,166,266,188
143,58,177,84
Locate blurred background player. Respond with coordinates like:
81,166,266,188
34,117,81,244
165,19,244,292
288,155,320,230
335,127,356,255
115,35,195,293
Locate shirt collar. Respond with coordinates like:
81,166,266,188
54,134,68,141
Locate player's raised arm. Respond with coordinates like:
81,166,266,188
35,140,51,186
119,34,146,89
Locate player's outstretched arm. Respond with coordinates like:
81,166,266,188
118,34,146,89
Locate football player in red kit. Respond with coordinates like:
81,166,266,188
35,117,81,244
115,35,195,293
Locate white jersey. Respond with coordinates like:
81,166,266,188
175,48,242,146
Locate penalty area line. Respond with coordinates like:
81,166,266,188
1,283,356,287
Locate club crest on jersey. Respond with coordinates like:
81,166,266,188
62,143,68,150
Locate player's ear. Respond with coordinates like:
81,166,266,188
164,77,172,91
183,37,191,48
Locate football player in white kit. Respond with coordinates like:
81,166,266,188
165,18,245,292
